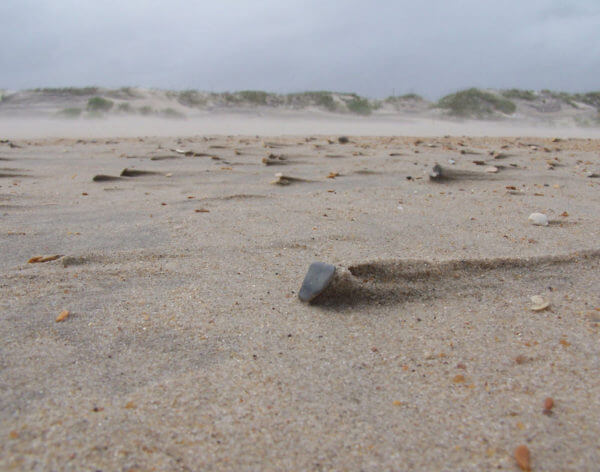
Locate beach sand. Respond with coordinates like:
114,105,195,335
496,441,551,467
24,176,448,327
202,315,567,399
1,119,600,471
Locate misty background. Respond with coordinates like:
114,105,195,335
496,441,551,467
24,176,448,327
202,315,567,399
1,0,599,99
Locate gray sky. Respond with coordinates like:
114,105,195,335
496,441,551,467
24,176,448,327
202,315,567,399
1,0,599,98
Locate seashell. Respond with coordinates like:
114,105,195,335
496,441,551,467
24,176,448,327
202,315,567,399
530,295,550,311
528,212,548,226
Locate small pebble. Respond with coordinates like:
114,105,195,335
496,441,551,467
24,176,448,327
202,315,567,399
528,212,548,226
56,310,70,322
530,295,550,311
429,164,443,180
298,262,336,303
514,445,531,471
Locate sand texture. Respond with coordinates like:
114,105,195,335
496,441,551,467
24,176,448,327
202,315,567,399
1,130,600,471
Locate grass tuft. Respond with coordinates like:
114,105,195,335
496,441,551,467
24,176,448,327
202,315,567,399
437,88,516,117
87,96,114,112
501,89,537,101
345,95,373,115
238,90,269,105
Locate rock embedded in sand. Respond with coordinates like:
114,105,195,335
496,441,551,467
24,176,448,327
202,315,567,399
298,262,336,303
530,295,550,311
56,310,70,322
514,445,531,471
428,164,444,181
93,174,121,182
528,212,548,226
543,397,554,414
338,136,349,144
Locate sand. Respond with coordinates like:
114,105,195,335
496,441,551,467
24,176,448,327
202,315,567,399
1,117,600,471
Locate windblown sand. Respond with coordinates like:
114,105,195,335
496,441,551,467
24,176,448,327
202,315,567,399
1,120,600,471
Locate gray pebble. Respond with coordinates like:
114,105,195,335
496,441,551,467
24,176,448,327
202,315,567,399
298,262,336,302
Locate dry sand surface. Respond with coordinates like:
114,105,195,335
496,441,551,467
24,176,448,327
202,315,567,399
1,118,600,471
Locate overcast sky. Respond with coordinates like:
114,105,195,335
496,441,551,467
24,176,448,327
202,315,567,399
1,0,599,98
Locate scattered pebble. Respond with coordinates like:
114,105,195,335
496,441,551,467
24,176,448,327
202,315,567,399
484,166,499,173
515,355,529,365
56,310,70,322
92,174,121,182
262,153,286,166
429,164,444,180
327,172,339,179
528,212,548,226
543,397,554,414
28,255,61,263
338,136,349,144
271,173,306,185
530,295,550,311
298,262,336,303
514,445,531,471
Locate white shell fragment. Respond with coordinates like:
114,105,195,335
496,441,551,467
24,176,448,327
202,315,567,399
528,212,548,226
530,295,550,311
484,166,499,173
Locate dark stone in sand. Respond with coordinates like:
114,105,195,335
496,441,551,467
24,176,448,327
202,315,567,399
120,168,159,177
92,174,121,182
338,136,349,144
150,155,180,161
299,262,336,303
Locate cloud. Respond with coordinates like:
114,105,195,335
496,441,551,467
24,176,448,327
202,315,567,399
1,0,599,98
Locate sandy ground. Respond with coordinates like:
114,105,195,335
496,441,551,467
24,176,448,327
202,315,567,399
1,118,600,471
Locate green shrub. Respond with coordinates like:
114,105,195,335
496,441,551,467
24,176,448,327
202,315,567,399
87,96,114,112
385,93,423,102
57,107,82,118
35,87,100,96
238,90,268,105
385,94,424,104
223,92,242,104
178,90,206,107
541,90,578,108
501,89,536,101
573,91,600,110
286,91,337,111
346,96,373,115
437,88,516,117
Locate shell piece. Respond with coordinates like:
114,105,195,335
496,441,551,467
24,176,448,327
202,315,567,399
28,255,61,263
528,212,548,226
484,166,499,173
530,295,550,311
298,262,336,303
